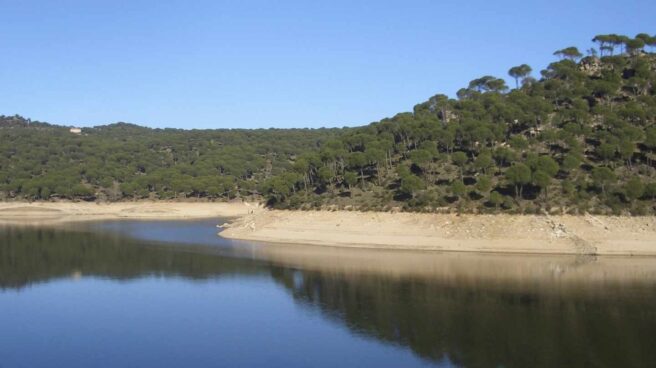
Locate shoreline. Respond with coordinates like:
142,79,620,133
0,201,256,226
219,209,656,256
1,202,655,256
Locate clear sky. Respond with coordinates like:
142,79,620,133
1,0,654,129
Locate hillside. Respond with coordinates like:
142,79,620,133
0,116,343,201
2,33,656,215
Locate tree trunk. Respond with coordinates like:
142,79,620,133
376,163,381,186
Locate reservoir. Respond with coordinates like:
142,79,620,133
1,219,655,367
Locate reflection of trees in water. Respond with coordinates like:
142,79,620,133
3,226,656,368
0,227,264,289
271,268,656,368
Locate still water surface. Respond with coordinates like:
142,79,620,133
1,219,656,367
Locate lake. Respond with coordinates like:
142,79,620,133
1,219,656,367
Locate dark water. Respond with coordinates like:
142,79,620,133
1,220,656,368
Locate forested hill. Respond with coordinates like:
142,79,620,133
2,33,656,215
0,117,344,200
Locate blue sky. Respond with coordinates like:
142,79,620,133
1,0,654,129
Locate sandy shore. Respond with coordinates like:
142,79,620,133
2,202,655,256
220,210,656,256
0,201,255,226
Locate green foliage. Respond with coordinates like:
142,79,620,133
624,178,645,201
473,152,494,173
533,171,552,199
343,171,358,189
400,175,424,198
645,182,656,199
554,46,583,60
451,151,468,166
505,164,531,198
0,115,343,201
450,181,467,199
591,167,616,194
508,64,532,88
488,191,503,209
475,175,492,194
562,154,581,171
467,76,508,93
535,156,560,177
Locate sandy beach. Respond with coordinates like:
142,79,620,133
220,209,656,256
0,201,255,226
2,202,655,256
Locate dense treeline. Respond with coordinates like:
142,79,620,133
261,33,656,215
0,117,344,201
2,32,656,214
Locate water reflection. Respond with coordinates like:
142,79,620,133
1,222,656,367
271,267,656,367
0,224,264,289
